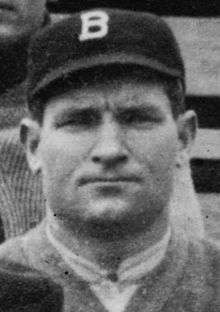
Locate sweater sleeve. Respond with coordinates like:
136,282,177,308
0,128,45,240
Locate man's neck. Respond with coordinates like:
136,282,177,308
46,209,169,273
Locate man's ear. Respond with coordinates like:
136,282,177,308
20,118,42,174
177,110,197,154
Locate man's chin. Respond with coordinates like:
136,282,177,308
53,196,165,240
84,198,130,221
74,199,153,241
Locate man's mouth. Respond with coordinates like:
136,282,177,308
77,175,141,187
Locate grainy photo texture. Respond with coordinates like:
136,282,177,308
0,1,219,311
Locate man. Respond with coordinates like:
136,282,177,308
0,0,48,241
0,2,203,243
0,9,218,311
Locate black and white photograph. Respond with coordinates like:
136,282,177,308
0,1,219,311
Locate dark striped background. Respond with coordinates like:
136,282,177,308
47,0,220,16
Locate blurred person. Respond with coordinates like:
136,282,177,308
0,9,218,311
0,0,48,128
0,0,48,242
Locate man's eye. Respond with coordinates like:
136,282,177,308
119,110,161,126
58,110,100,129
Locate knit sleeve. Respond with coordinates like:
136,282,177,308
0,128,45,240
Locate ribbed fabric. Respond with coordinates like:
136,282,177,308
0,13,50,241
0,128,45,239
0,82,28,129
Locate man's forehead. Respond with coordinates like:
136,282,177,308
45,78,170,115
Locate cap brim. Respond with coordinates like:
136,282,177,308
31,52,182,99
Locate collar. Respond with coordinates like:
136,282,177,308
46,223,171,285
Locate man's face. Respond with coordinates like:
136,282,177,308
0,0,46,42
30,77,183,237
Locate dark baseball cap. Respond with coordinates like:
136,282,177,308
27,8,185,111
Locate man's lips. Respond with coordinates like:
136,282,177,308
77,175,141,187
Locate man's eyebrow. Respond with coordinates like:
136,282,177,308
116,102,165,116
53,106,100,124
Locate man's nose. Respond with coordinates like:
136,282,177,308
91,118,128,167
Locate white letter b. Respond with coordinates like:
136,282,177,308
79,10,109,41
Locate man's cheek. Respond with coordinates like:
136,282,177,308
145,138,177,181
41,147,80,193
151,148,176,176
